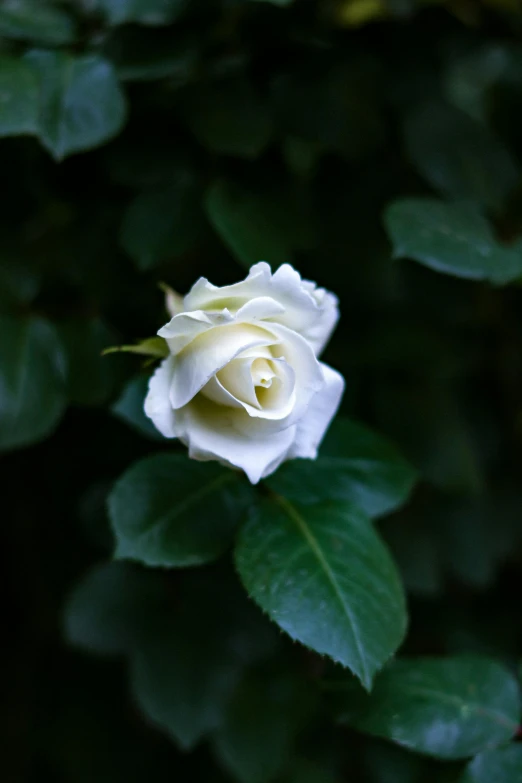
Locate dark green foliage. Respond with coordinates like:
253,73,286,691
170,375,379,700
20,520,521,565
3,1,522,781
236,499,407,688
338,656,520,758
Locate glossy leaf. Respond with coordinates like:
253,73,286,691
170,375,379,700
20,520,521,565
459,745,522,782
24,50,127,160
235,498,407,688
341,657,520,759
0,1,76,45
267,418,417,517
109,453,254,567
384,198,522,283
0,316,66,451
404,102,518,210
0,57,39,137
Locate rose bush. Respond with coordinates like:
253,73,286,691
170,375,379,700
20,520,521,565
144,262,344,483
5,1,522,779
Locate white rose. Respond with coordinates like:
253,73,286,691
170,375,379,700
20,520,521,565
144,262,344,484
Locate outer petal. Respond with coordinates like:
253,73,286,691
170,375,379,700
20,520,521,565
183,262,272,311
143,357,179,438
301,289,339,356
157,309,232,355
179,399,296,484
288,362,345,460
183,262,339,356
271,265,339,354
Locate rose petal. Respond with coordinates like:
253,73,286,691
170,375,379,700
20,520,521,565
200,374,244,408
302,289,340,355
264,322,324,423
169,323,277,409
184,262,339,356
217,356,261,409
143,357,179,438
179,398,296,484
158,310,225,355
235,296,286,321
288,362,345,460
204,356,296,421
183,262,271,311
247,358,296,419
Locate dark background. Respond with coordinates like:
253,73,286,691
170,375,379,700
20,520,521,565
2,0,522,780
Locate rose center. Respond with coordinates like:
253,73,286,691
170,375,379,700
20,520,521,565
250,358,276,390
200,347,296,419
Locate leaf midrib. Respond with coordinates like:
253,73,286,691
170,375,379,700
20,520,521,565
273,493,369,687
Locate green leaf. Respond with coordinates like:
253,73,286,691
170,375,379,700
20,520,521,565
212,674,314,783
109,453,254,567
340,657,520,759
0,1,76,45
24,50,127,160
179,76,273,159
111,375,164,440
96,0,187,26
0,315,66,451
205,180,292,269
403,102,518,210
58,317,124,406
120,184,204,270
235,498,407,688
0,57,39,137
459,745,522,782
266,418,417,518
63,562,168,656
384,198,522,283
